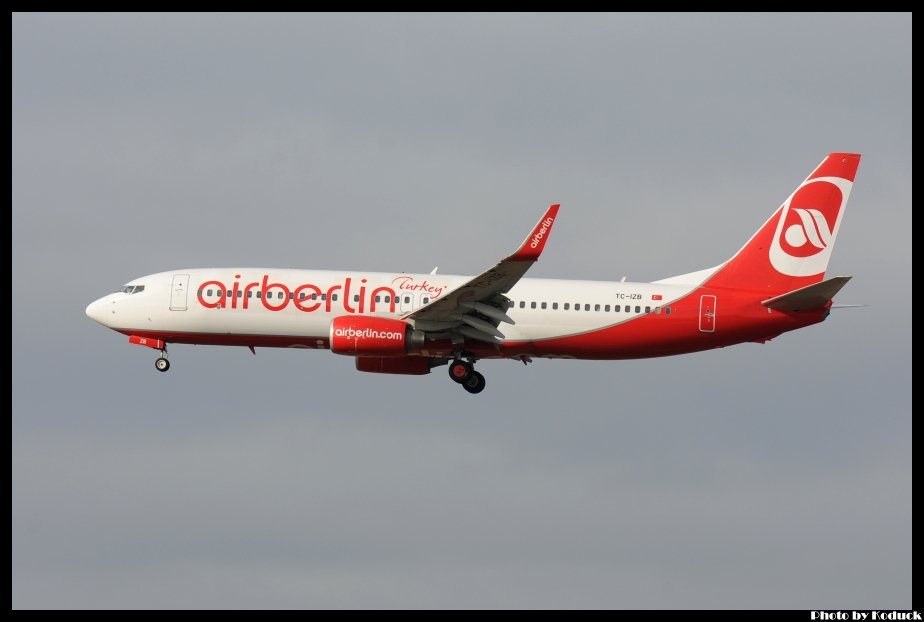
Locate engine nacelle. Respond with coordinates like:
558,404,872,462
329,316,424,356
355,356,433,375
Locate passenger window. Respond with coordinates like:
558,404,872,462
332,294,338,301
384,295,390,303
404,296,411,304
256,291,262,299
594,304,601,312
564,303,570,310
605,304,610,312
206,289,213,296
247,291,253,298
354,295,360,302
321,294,327,301
299,293,306,300
227,291,233,298
655,306,660,314
585,304,591,311
519,301,525,309
531,302,537,309
238,291,243,298
422,297,430,304
541,302,547,310
665,307,672,315
645,306,651,313
375,295,381,303
552,302,559,310
312,294,318,300
614,305,620,312
575,304,581,311
635,306,641,313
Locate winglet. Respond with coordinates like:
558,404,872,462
509,204,560,262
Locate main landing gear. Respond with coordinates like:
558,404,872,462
448,356,485,394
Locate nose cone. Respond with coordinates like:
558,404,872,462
86,298,109,325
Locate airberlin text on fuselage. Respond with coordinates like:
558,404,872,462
197,275,403,314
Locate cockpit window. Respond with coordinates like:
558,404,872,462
120,285,145,294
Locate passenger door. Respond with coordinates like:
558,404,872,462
699,294,716,333
170,274,190,311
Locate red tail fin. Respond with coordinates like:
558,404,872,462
705,153,860,295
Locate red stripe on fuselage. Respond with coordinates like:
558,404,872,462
116,329,331,350
493,289,827,360
117,288,827,361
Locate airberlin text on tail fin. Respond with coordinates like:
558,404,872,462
704,153,860,295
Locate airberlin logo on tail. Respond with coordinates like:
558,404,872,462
769,177,852,277
783,208,833,254
530,217,554,249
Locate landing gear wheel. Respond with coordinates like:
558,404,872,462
448,360,473,384
462,370,486,394
155,357,170,372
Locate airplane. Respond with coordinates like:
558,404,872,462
86,152,860,394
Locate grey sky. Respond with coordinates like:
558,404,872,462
12,13,911,608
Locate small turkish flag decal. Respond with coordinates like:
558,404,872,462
651,294,663,301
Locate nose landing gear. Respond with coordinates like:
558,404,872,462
154,345,170,372
128,335,171,373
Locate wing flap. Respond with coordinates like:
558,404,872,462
456,325,503,345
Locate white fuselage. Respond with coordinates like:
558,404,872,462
86,268,691,346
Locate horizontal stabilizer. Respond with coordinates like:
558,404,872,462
762,276,852,312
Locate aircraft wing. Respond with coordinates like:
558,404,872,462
402,204,560,344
